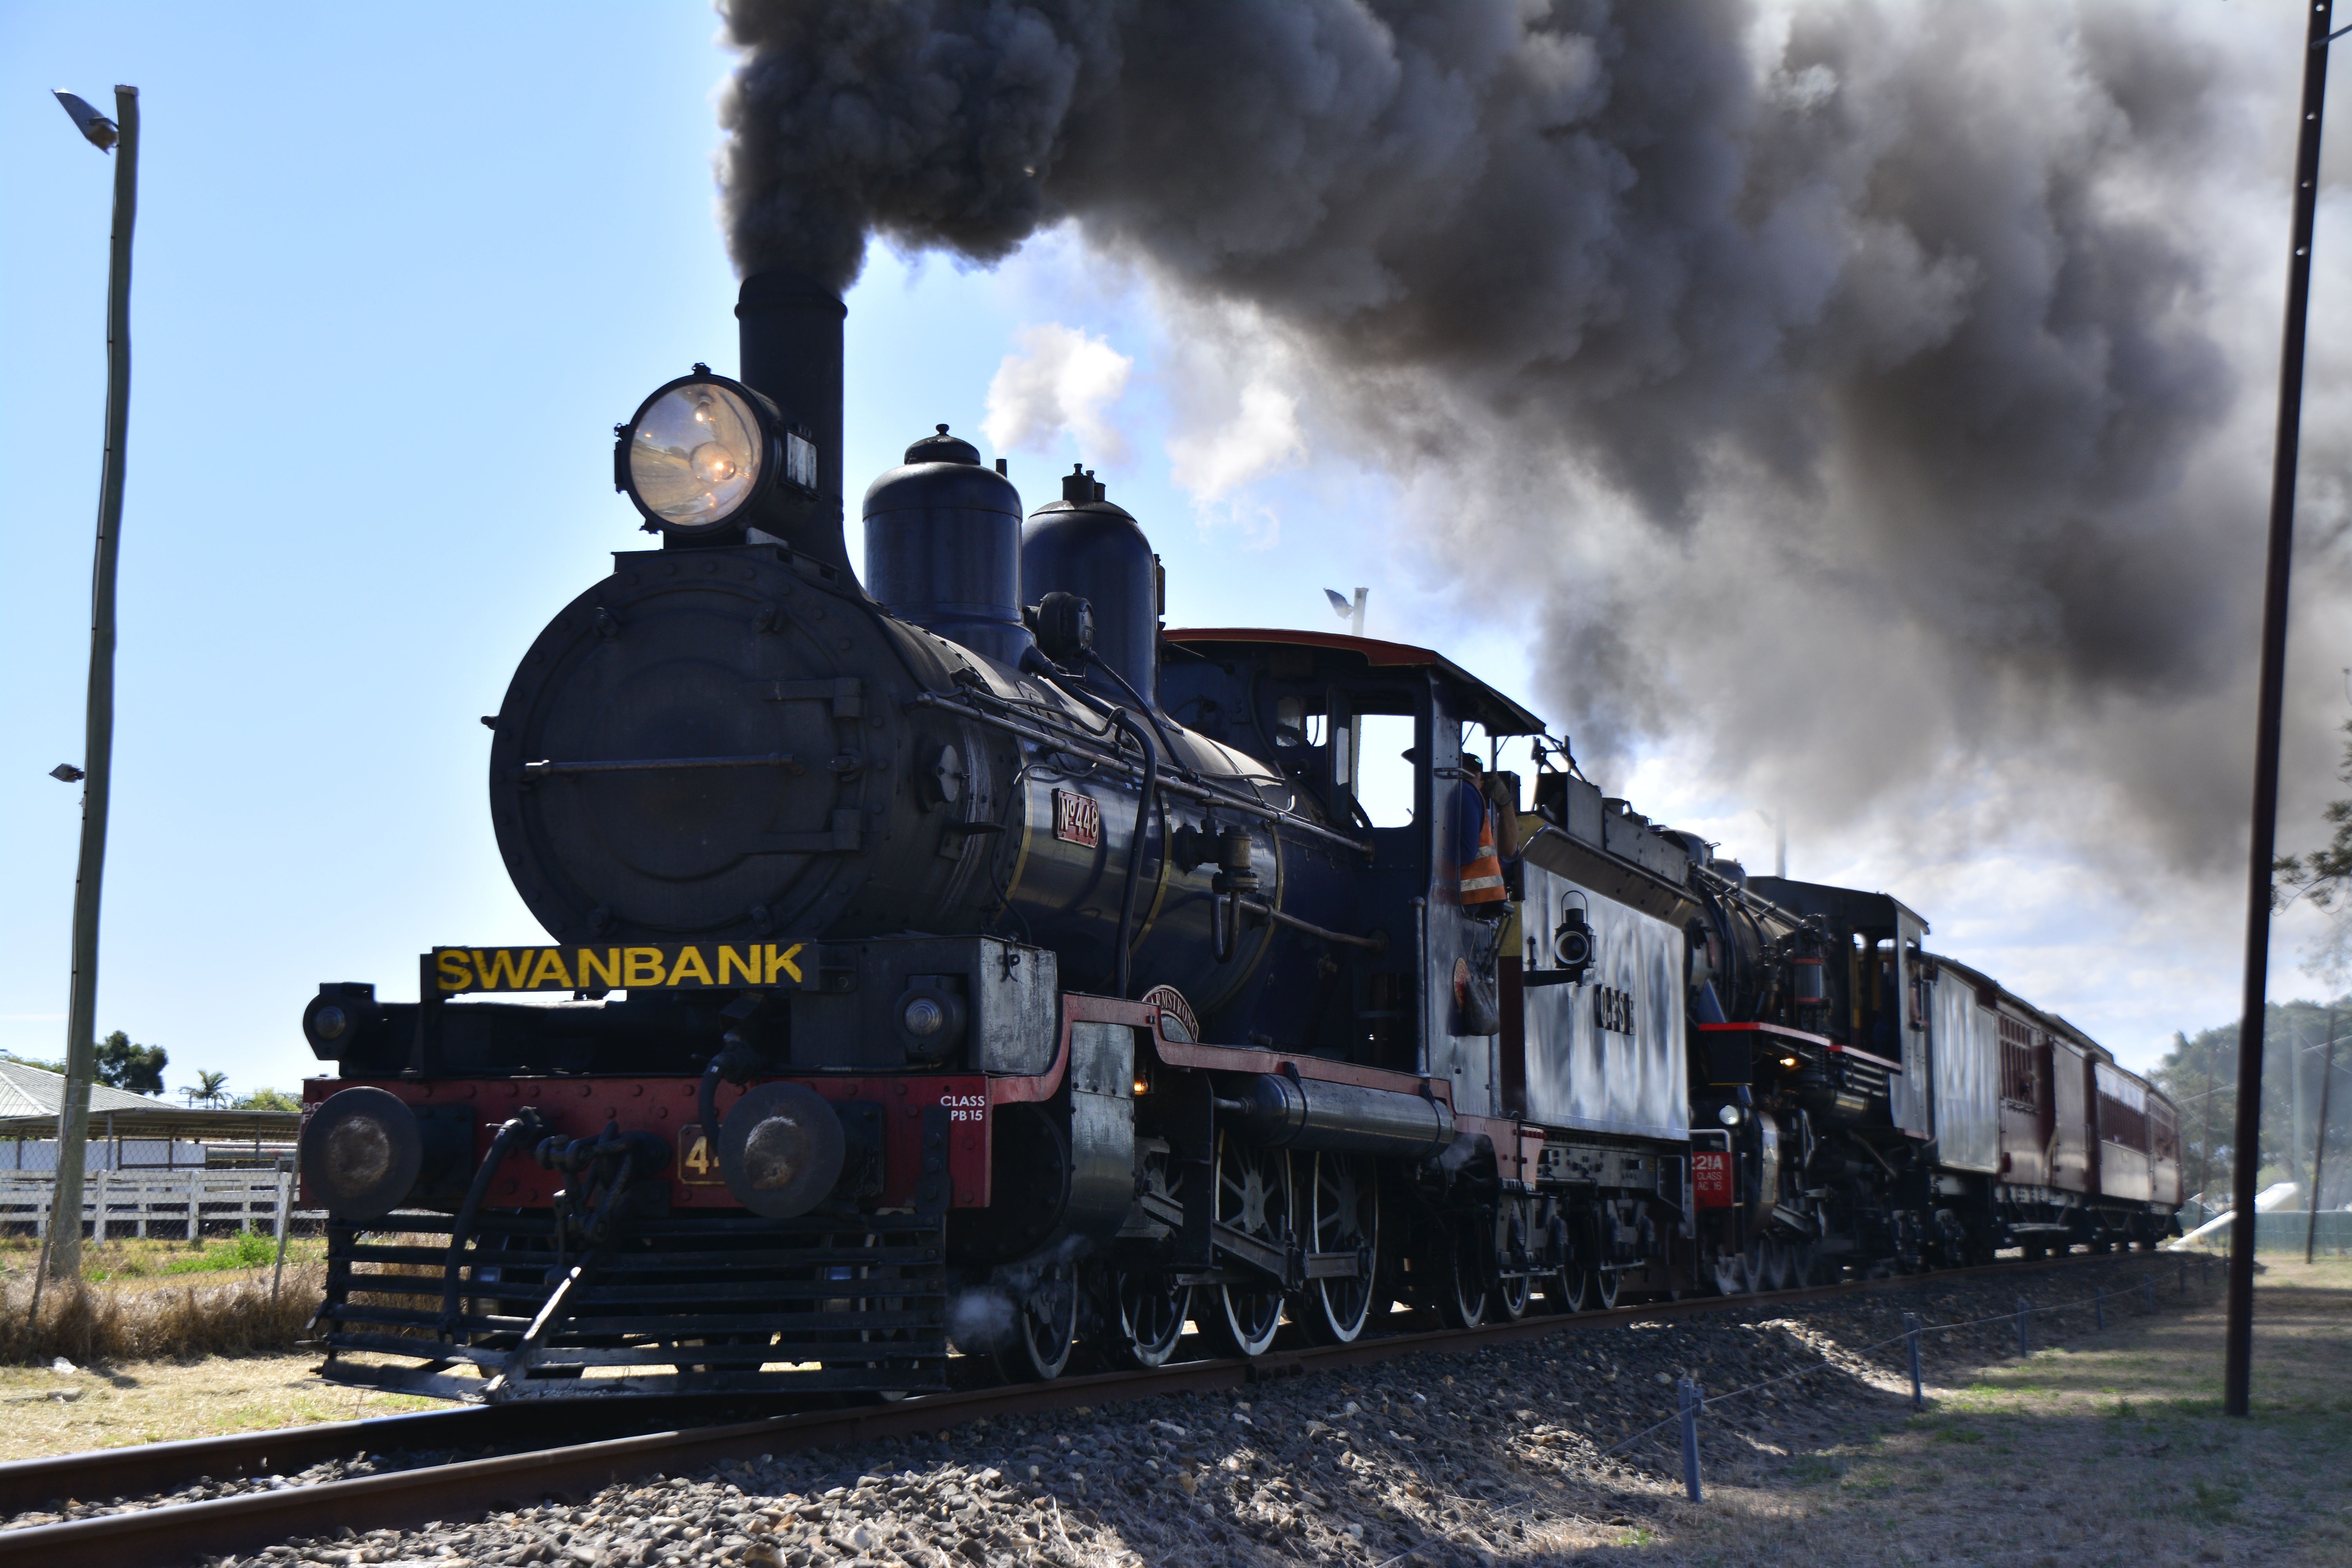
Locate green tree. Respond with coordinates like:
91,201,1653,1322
94,1031,166,1094
2277,720,2352,913
3,1051,67,1075
2155,996,2352,1209
182,1069,230,1108
232,1087,301,1112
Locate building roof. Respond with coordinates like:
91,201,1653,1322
0,1059,169,1119
0,1059,300,1140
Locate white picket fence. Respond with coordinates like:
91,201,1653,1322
0,1171,319,1241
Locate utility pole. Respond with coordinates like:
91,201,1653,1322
2228,1,2335,1418
44,85,139,1286
2291,1014,2310,1191
2201,1044,2214,1206
2312,1007,2337,1264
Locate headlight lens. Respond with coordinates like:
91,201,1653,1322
626,380,764,528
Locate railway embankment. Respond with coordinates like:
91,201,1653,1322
0,1250,2260,1568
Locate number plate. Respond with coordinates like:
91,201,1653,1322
1053,789,1102,848
678,1124,724,1186
1691,1149,1733,1208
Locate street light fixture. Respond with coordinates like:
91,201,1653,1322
1323,586,1367,639
52,90,118,151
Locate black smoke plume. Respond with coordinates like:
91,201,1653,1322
718,0,2347,879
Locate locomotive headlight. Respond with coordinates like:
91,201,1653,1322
625,379,762,528
894,981,967,1063
614,368,817,536
1718,1103,1748,1128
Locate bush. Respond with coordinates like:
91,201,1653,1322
161,1228,281,1274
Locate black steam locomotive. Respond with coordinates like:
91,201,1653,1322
296,274,2181,1401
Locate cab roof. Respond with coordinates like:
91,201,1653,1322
1163,628,1547,736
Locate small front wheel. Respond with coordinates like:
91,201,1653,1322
1492,1198,1534,1321
986,1257,1078,1383
1436,1218,1491,1330
1109,1270,1191,1369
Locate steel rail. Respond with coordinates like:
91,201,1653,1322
0,1392,793,1519
0,1247,2171,1567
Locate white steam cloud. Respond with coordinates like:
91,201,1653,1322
981,321,1134,465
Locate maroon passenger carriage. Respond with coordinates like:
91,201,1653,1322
293,272,2181,1402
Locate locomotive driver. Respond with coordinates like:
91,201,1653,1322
1456,753,1513,911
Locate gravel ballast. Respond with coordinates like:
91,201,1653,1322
22,1254,2208,1566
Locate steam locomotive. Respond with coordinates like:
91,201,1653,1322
295,273,2183,1401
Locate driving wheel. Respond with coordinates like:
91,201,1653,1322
1298,1151,1379,1345
1198,1132,1289,1358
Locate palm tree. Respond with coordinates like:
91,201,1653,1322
182,1070,229,1108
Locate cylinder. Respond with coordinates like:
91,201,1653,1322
735,272,855,583
1023,467,1160,704
1222,1073,1457,1160
864,426,1034,666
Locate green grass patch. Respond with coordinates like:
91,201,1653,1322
2176,1479,2244,1525
1784,1454,1844,1486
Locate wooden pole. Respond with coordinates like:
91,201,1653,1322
45,85,139,1288
2229,3,2334,1417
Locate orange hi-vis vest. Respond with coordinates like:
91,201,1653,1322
1457,779,1508,905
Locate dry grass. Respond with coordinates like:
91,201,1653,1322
1567,1260,2352,1566
0,1245,451,1460
0,1249,329,1368
0,1352,437,1461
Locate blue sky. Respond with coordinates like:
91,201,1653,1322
0,2,2334,1098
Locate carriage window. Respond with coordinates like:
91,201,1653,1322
1274,696,1325,748
1355,713,1415,827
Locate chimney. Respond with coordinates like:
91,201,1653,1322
735,272,857,584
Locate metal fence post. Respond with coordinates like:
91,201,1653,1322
2095,1287,2105,1331
1905,1312,1924,1411
2017,1298,2030,1358
1677,1378,1703,1503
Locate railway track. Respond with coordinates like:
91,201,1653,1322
0,1248,2174,1567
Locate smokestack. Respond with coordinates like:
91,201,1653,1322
735,271,855,584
